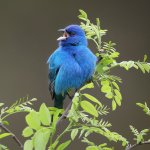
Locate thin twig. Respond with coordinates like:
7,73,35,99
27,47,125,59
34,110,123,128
56,100,72,127
0,123,23,149
56,90,77,126
126,141,150,150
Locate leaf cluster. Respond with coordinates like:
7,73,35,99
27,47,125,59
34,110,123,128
129,125,150,144
0,97,37,149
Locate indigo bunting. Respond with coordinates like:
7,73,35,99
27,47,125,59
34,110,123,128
47,25,97,108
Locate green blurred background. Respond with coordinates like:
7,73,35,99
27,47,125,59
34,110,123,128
0,0,150,149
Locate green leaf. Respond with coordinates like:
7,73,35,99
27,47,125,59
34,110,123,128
141,129,149,133
144,54,147,62
22,127,33,137
79,129,85,138
26,111,41,130
0,103,4,107
56,140,71,150
85,131,91,137
82,137,95,146
71,129,78,140
2,121,9,126
136,102,150,116
39,103,51,126
51,140,59,150
80,82,94,91
83,93,102,106
24,140,33,150
0,144,8,150
105,92,113,99
0,133,11,139
80,101,98,117
51,109,63,128
120,61,129,70
79,9,87,19
136,62,145,73
86,146,99,150
127,61,135,68
101,85,111,93
112,82,120,90
136,103,145,108
133,64,139,69
110,52,120,58
129,125,139,136
33,128,50,150
70,94,79,111
114,96,121,106
96,18,100,26
142,63,150,73
122,141,127,147
112,100,117,110
114,89,122,100
101,80,109,85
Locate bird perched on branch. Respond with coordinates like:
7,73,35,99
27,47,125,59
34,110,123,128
47,25,97,108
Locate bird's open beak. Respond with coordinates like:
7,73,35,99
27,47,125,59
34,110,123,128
57,29,69,41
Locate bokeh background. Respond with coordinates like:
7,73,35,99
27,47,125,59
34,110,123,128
0,0,150,149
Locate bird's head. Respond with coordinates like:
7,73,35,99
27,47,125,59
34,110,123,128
57,25,87,47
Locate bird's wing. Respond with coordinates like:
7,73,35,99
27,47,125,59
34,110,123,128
48,67,59,99
47,49,69,99
48,50,83,97
54,57,83,95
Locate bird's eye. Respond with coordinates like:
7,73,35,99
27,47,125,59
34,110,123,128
68,31,76,36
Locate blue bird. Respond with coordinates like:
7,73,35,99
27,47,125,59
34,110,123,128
47,25,97,108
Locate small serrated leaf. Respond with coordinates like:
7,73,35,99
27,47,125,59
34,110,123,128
71,129,78,140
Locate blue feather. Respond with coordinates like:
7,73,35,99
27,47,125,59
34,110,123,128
47,25,97,108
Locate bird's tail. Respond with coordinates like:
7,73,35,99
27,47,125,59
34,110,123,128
54,94,65,109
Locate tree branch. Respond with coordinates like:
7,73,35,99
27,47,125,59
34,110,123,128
56,90,77,127
56,100,72,127
126,141,150,150
0,123,23,149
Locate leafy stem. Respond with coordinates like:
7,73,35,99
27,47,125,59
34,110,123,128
126,141,150,150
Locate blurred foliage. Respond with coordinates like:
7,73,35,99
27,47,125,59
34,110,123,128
0,9,150,150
